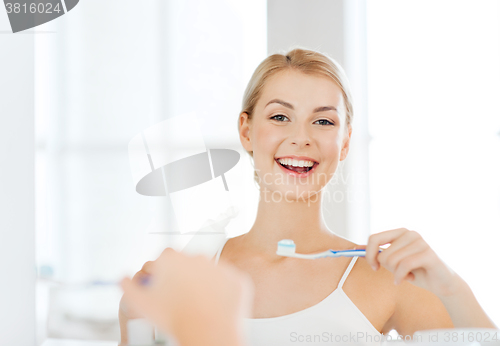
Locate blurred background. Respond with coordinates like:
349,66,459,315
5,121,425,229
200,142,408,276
1,0,499,344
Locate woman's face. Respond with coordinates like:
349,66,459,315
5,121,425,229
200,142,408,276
239,69,351,200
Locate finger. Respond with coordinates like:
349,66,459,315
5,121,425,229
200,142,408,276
132,270,152,286
367,229,422,270
130,261,155,284
157,247,176,263
120,277,153,316
140,261,155,274
153,247,179,271
378,237,428,272
393,250,431,285
160,247,175,256
405,272,415,282
377,230,422,263
366,228,408,270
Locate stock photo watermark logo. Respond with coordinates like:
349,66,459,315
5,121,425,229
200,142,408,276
290,331,421,344
3,0,79,33
128,114,241,236
253,164,367,206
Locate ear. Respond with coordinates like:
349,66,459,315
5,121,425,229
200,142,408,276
340,124,352,161
239,112,253,153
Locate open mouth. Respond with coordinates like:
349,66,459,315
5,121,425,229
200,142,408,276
275,158,319,175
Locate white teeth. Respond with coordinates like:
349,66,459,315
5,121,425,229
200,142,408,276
277,158,315,167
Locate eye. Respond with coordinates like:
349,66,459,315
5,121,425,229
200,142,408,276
314,119,335,126
270,114,289,122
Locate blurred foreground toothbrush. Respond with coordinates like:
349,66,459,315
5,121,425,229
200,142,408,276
276,239,381,259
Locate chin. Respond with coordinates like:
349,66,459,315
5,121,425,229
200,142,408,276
260,184,323,203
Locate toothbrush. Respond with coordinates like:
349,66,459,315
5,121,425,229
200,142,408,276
38,276,151,287
276,239,381,259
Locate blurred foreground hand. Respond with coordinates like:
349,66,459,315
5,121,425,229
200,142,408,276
120,248,254,346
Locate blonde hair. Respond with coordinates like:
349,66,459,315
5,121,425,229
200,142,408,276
238,47,354,184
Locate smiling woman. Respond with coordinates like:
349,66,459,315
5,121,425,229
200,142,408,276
208,48,461,346
117,47,497,346
238,49,353,188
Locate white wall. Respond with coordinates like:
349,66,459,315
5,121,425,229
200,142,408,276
0,10,36,346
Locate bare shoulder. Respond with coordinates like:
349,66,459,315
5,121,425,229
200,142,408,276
343,237,453,335
386,279,454,336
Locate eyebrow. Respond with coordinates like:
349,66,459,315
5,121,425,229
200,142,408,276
265,99,337,113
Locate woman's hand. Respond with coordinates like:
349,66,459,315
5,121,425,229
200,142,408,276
119,261,154,319
364,228,498,329
118,259,155,345
120,248,254,346
364,228,460,298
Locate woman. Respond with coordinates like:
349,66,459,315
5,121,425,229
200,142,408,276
119,48,496,345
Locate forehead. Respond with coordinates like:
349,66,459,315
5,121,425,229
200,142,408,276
258,69,344,110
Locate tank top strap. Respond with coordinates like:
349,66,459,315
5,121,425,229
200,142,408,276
337,256,359,289
214,238,229,265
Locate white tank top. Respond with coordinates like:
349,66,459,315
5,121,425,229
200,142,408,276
214,238,383,346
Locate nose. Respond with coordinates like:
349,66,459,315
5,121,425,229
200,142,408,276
289,124,312,148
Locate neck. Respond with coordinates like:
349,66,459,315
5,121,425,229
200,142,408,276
242,187,337,256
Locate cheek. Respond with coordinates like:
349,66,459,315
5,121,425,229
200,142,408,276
251,126,274,169
252,125,281,151
320,135,342,157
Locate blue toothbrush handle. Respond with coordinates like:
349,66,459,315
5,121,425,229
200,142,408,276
329,249,382,257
